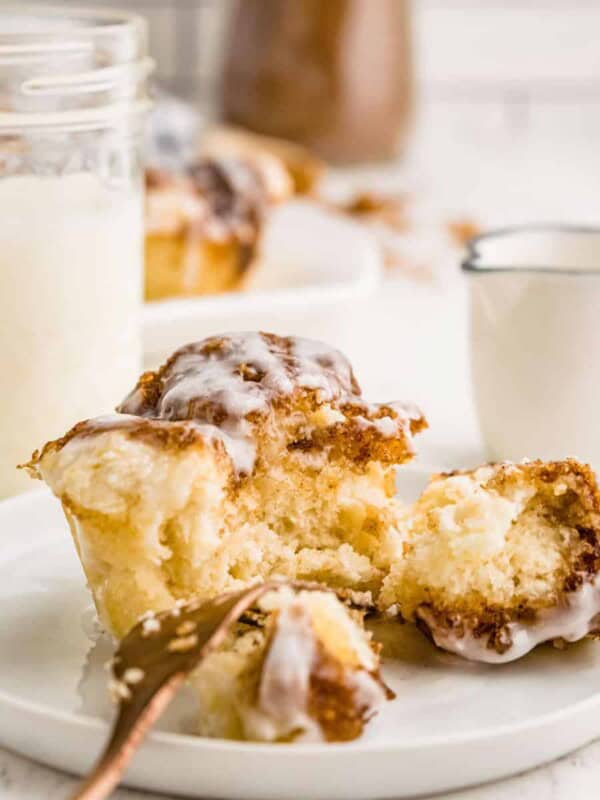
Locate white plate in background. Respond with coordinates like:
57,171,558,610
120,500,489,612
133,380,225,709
2,468,600,799
142,200,382,365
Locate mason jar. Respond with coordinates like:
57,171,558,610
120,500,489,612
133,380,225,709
0,6,153,497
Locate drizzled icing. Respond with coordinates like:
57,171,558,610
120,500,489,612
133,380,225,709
246,602,321,741
418,573,600,664
123,332,360,419
27,333,422,480
243,593,386,742
116,332,420,474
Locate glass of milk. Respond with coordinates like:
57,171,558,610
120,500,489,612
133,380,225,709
0,7,153,497
464,226,600,468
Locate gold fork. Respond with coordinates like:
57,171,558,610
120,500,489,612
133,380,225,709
71,580,305,800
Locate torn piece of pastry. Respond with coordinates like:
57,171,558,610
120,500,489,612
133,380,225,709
25,332,426,637
380,460,600,663
80,583,389,795
145,157,289,301
200,125,324,196
192,586,390,742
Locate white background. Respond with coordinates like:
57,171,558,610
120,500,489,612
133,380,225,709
2,2,600,797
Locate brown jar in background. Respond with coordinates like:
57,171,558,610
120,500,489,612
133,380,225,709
219,0,414,165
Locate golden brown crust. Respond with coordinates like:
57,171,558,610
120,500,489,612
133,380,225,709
22,416,226,479
118,332,421,423
287,404,426,466
441,458,598,490
307,644,382,742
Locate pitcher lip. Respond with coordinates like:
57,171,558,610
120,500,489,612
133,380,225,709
462,224,600,276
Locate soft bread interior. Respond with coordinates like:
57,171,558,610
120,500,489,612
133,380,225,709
380,460,600,622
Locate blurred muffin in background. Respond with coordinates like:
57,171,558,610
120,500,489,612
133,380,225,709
145,157,288,301
200,125,324,196
144,112,324,301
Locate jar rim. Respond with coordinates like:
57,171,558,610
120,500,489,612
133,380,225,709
0,4,146,38
0,4,153,132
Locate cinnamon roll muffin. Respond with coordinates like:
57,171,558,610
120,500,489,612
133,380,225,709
380,459,600,663
191,586,390,742
145,156,293,301
26,332,425,637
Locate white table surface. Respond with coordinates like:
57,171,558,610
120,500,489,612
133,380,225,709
5,106,600,798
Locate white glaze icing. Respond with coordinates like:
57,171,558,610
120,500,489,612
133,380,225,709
243,591,385,741
354,412,413,441
418,573,600,664
245,602,322,742
347,668,388,714
117,332,419,474
153,333,355,424
35,334,420,480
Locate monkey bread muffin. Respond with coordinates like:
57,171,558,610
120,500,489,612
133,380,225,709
144,156,293,301
26,331,425,637
380,460,600,662
191,586,390,742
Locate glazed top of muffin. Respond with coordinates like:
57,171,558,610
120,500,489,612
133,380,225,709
120,332,360,422
26,332,426,477
119,332,422,435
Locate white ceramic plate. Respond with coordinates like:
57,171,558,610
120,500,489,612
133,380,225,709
142,200,382,365
2,468,600,799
